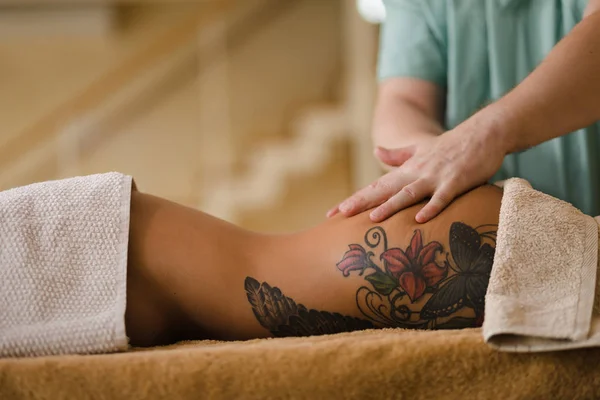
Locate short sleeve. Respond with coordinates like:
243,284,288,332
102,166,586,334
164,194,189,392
378,0,447,86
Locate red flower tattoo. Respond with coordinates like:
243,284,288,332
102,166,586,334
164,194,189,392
336,244,372,277
380,230,447,302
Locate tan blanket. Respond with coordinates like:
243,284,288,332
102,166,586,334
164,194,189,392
2,328,600,400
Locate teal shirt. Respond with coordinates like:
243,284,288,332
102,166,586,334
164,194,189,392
379,0,600,215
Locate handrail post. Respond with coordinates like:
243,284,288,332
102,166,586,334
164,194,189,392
342,1,381,191
196,17,235,220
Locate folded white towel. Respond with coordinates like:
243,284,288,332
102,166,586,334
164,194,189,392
0,173,133,357
483,178,600,352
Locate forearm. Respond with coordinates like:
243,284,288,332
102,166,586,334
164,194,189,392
482,11,600,153
372,95,444,150
372,79,445,170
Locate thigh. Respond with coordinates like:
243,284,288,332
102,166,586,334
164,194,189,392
241,185,503,337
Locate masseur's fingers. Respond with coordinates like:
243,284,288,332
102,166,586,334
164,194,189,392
336,173,413,217
327,148,412,218
375,146,415,167
415,184,457,223
369,179,430,222
326,206,340,218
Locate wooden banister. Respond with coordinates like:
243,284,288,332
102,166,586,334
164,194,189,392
0,1,230,171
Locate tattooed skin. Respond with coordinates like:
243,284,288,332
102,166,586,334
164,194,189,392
336,222,497,330
245,277,374,337
245,221,496,337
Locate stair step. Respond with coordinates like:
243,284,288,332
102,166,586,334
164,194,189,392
200,105,348,222
238,138,352,232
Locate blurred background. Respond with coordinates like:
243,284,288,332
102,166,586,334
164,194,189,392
0,0,385,232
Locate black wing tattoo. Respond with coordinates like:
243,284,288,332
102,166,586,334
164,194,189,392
245,277,374,337
245,277,299,330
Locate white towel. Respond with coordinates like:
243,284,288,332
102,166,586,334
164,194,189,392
0,173,133,357
483,178,600,352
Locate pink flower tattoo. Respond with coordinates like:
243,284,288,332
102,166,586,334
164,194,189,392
380,230,447,302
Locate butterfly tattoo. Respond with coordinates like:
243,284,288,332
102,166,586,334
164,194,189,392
421,223,495,321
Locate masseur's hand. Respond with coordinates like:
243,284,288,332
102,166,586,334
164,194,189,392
328,4,600,223
327,116,509,223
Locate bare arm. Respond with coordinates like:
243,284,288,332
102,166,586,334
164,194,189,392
585,0,600,18
372,78,445,171
486,1,600,152
332,0,600,224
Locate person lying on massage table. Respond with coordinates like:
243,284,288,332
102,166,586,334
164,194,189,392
126,184,501,347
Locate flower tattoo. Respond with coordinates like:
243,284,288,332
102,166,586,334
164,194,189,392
381,230,446,302
336,244,374,277
336,223,497,330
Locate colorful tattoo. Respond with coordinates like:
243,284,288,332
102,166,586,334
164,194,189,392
244,277,374,337
245,221,496,337
337,222,496,329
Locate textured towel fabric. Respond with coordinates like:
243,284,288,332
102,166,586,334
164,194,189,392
483,178,600,352
0,173,133,357
2,329,600,400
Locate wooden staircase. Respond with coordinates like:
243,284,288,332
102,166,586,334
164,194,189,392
201,105,349,222
0,0,284,188
199,1,381,227
1,0,381,231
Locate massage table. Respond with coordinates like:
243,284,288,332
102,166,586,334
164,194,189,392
2,328,600,400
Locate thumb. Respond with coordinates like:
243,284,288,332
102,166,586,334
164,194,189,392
374,146,415,167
